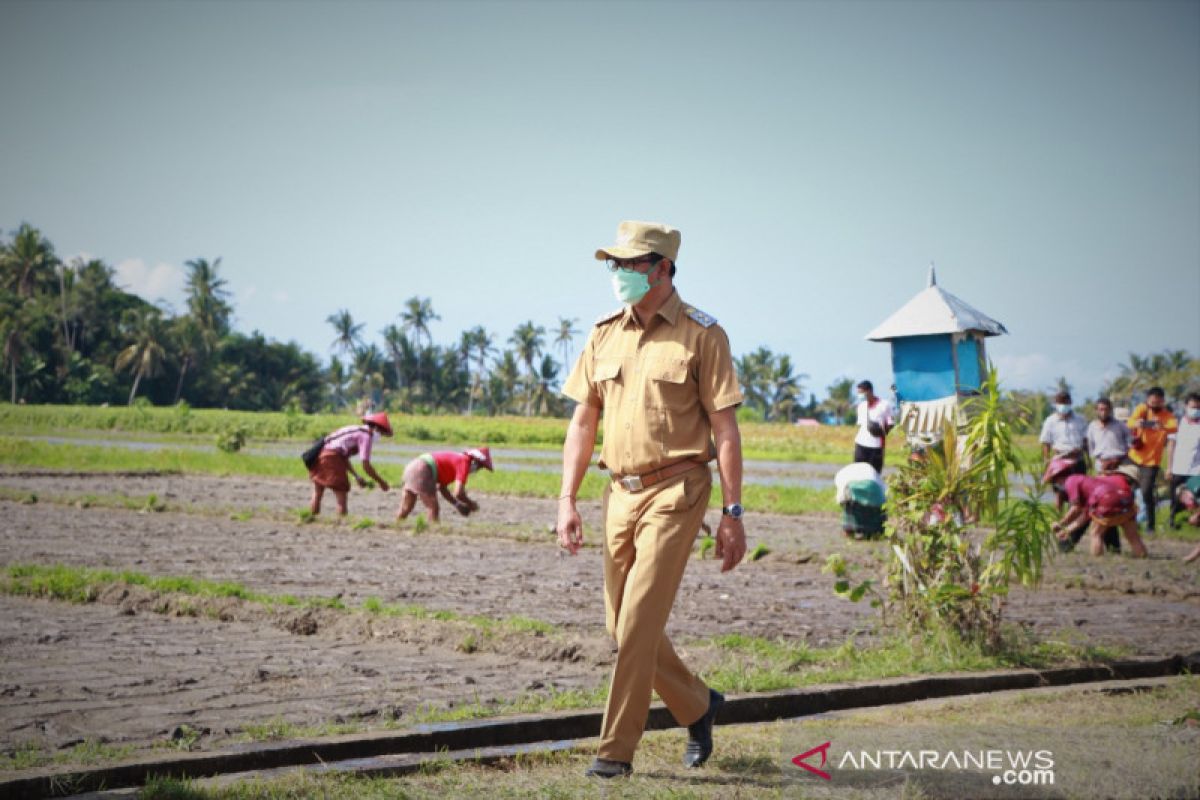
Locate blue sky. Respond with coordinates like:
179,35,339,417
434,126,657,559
2,0,1197,403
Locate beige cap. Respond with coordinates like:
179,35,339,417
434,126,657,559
594,220,681,263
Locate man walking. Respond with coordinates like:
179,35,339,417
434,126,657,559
1128,387,1177,532
852,380,893,473
557,220,746,778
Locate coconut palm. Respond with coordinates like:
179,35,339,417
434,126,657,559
326,356,350,410
554,317,580,371
326,309,364,360
350,344,387,409
381,324,417,398
766,354,807,422
735,347,773,416
1,223,59,298
461,326,495,415
184,257,232,352
529,353,562,416
399,297,440,399
171,316,205,404
0,291,31,403
487,351,522,415
820,377,855,424
399,296,439,349
115,308,170,405
509,321,546,415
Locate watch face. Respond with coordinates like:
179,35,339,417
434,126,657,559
725,504,743,519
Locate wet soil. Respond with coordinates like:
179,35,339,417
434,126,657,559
1,471,1197,760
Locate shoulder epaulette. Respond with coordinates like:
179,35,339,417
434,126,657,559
594,307,624,326
683,305,717,328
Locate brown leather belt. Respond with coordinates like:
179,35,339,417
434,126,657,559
610,457,710,493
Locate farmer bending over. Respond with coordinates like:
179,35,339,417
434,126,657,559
309,412,392,516
1051,464,1148,558
397,447,493,523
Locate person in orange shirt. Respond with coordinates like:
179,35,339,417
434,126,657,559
1127,386,1178,532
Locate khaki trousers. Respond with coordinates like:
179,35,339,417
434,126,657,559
597,467,712,762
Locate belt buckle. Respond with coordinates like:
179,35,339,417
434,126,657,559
620,475,644,492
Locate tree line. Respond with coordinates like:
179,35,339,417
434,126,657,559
3,223,1194,421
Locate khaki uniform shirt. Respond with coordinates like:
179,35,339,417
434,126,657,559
562,290,743,476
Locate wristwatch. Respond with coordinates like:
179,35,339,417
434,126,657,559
721,503,744,520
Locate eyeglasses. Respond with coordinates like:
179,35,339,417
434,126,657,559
605,256,660,273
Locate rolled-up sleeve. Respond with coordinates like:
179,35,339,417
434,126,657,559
698,326,743,414
562,331,601,408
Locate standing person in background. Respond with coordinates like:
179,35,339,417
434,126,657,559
1166,393,1200,531
557,220,746,779
1128,387,1178,533
1086,397,1132,471
396,447,493,523
308,412,392,517
852,380,893,474
1040,391,1089,510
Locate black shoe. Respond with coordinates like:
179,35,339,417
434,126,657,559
683,688,725,768
585,758,632,778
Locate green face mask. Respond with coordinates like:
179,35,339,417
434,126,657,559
611,268,655,304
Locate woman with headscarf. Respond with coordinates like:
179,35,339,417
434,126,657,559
308,412,393,517
396,446,493,523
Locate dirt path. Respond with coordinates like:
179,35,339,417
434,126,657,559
1,471,1198,759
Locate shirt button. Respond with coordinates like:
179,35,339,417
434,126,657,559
625,422,631,429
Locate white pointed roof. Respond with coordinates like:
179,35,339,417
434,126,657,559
866,266,1008,341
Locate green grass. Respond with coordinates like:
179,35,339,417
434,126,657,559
0,435,836,513
0,402,1044,465
0,563,337,609
0,738,135,773
133,675,1200,799
0,564,556,641
694,628,1129,695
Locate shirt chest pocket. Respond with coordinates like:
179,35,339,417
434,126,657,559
593,358,623,404
646,357,692,409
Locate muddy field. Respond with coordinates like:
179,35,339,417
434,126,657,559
2,471,1199,760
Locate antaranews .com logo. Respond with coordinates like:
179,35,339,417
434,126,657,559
791,740,1055,787
782,723,1198,799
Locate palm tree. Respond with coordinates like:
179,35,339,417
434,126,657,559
509,321,546,415
326,309,364,360
1,223,59,298
184,257,232,352
115,308,169,405
735,347,773,417
820,377,855,424
461,326,495,415
381,324,415,398
554,317,580,371
766,354,807,422
0,291,30,403
487,351,522,415
399,296,439,349
529,354,562,416
171,316,205,403
399,297,440,399
350,344,387,410
326,356,350,410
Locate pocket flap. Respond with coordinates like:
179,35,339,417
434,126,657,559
594,359,622,382
653,359,689,384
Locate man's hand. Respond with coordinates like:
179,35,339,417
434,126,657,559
556,498,583,555
378,479,390,492
355,476,368,489
713,515,746,572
